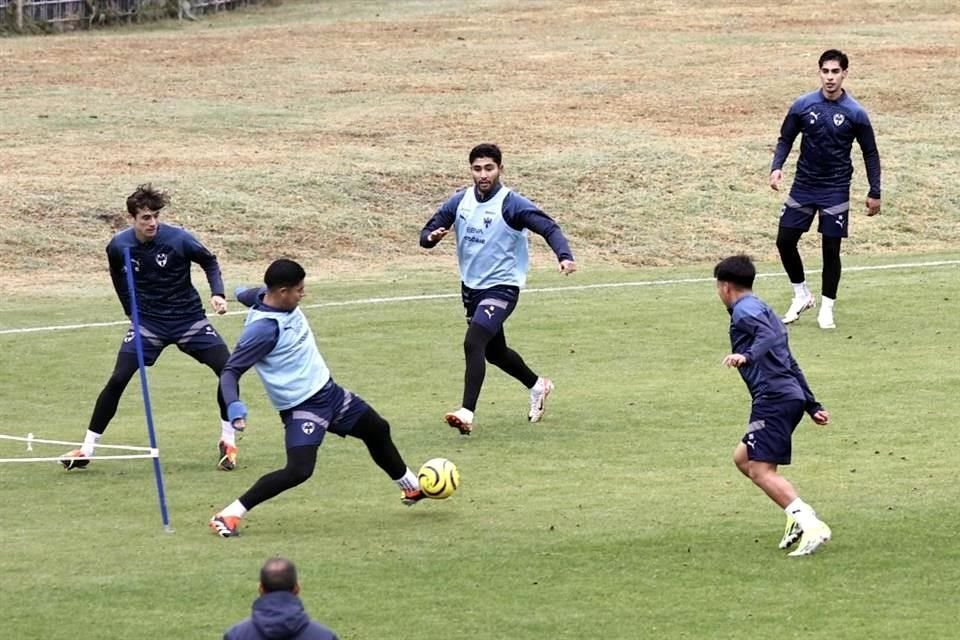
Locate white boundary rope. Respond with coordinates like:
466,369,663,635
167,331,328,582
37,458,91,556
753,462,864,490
0,434,158,463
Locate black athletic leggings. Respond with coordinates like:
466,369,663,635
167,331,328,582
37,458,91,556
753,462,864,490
461,323,538,411
776,226,843,299
237,406,407,511
88,344,230,434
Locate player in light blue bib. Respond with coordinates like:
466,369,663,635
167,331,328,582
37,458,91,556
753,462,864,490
420,143,577,435
209,259,427,538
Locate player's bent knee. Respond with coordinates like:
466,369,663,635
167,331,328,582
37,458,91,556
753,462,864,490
284,463,314,486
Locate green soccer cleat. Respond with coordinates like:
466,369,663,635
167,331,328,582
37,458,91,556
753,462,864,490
778,515,803,550
787,522,832,557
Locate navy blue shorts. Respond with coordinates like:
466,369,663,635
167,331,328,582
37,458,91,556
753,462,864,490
119,315,227,366
741,399,805,465
461,284,519,334
280,380,371,449
779,189,850,238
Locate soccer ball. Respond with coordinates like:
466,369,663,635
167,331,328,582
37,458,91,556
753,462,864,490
417,457,460,499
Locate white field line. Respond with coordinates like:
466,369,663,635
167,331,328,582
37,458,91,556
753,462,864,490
0,454,158,464
0,435,159,463
1,259,957,336
0,434,154,451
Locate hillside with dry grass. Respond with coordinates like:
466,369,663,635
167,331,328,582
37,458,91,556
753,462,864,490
1,0,958,289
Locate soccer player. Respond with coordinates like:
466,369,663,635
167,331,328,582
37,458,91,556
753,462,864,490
224,556,339,640
209,259,425,538
60,184,240,471
714,254,832,556
419,143,577,435
771,49,882,329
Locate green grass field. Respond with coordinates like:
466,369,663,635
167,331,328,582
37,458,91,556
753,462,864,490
1,260,958,639
1,0,959,638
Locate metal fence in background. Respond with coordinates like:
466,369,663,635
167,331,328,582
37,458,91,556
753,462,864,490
0,0,257,32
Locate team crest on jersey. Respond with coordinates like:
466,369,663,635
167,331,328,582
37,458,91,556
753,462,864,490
155,253,168,267
301,421,316,435
483,216,493,228
833,113,845,127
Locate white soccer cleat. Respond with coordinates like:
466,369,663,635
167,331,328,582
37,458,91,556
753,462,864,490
444,408,475,435
778,515,803,550
782,293,816,324
787,521,831,557
528,377,555,423
817,308,836,330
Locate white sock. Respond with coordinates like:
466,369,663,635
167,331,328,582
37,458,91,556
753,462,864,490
220,420,237,447
395,468,419,492
791,282,808,298
532,377,546,392
219,500,248,519
80,430,101,457
784,498,820,531
821,296,835,310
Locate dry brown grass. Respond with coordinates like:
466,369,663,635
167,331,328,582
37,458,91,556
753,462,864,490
1,0,958,289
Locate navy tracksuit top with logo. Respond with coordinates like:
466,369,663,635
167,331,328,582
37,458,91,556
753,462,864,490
107,224,224,321
771,89,881,199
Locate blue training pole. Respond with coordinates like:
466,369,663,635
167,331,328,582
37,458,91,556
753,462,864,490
123,247,173,532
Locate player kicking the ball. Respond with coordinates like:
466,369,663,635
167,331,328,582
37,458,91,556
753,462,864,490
714,255,832,557
209,259,425,538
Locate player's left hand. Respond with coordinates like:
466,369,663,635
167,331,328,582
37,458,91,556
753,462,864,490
722,353,747,368
559,259,577,275
211,295,228,315
865,196,881,216
811,409,830,425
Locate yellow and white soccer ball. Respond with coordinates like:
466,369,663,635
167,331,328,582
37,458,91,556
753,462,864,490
417,457,460,499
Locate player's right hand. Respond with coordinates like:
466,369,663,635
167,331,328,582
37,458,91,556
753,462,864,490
427,227,449,243
722,353,747,368
811,409,830,425
769,170,783,191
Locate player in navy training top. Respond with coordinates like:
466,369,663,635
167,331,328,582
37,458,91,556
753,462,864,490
420,143,577,436
715,255,833,556
770,49,882,330
60,185,240,472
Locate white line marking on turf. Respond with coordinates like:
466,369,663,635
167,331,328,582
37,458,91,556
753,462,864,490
0,434,154,451
1,259,956,336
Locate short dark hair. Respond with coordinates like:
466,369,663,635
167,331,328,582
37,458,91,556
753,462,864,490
469,143,502,166
818,49,848,70
264,259,306,290
126,184,169,216
714,254,756,289
260,557,298,594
